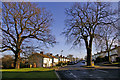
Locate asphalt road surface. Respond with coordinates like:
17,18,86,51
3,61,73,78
56,62,120,80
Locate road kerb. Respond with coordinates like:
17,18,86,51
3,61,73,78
54,70,61,80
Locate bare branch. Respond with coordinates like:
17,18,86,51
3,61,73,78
1,2,56,68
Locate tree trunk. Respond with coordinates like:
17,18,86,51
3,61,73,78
87,47,92,66
14,52,20,69
85,36,93,66
108,51,111,63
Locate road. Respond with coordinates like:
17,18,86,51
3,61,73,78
56,62,120,80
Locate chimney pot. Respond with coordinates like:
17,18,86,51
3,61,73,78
46,53,50,55
40,51,43,54
60,55,62,57
56,54,59,56
115,45,117,48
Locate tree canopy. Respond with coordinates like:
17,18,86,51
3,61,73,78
0,2,56,68
63,2,118,66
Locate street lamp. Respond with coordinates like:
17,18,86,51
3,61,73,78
61,50,63,67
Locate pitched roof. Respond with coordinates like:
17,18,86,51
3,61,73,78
41,54,51,58
59,56,64,58
110,54,118,56
65,57,70,59
97,46,120,54
32,53,50,58
49,55,57,58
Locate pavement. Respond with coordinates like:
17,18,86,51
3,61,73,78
56,62,120,80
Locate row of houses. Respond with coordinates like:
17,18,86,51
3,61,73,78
92,45,120,62
25,52,73,68
1,51,80,68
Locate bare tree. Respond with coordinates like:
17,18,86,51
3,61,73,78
0,2,56,68
63,2,118,66
21,40,42,60
94,24,118,63
2,55,14,69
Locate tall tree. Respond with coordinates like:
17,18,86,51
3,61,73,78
63,2,118,66
0,2,56,68
94,24,118,63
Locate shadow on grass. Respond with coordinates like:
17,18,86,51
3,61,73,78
2,70,58,80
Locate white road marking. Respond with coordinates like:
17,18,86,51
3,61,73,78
55,71,61,80
69,72,77,78
98,70,108,73
89,75,93,76
96,77,102,78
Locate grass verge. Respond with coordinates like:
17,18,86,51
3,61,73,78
0,67,55,72
0,68,59,80
102,62,120,67
81,65,100,68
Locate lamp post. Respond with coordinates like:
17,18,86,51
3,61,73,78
61,50,63,67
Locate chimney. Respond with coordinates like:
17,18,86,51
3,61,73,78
46,53,50,55
115,45,117,48
56,54,59,56
40,51,43,55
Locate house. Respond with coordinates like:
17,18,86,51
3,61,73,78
28,52,52,68
55,54,69,63
62,56,65,63
118,46,120,57
59,55,65,63
109,46,120,62
46,53,59,66
59,55,63,62
111,54,118,62
65,57,70,63
75,57,79,62
55,54,60,62
67,54,73,62
64,57,67,63
53,56,59,65
93,45,120,62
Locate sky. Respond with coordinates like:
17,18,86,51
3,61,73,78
1,2,119,59
35,2,88,58
34,2,119,59
1,0,120,2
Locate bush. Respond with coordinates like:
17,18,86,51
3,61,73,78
2,55,14,69
56,62,68,66
116,57,120,62
20,62,26,68
104,56,108,62
56,63,61,66
94,56,103,63
94,56,108,63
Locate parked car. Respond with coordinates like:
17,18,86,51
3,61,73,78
81,60,86,63
68,62,74,65
74,61,77,64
